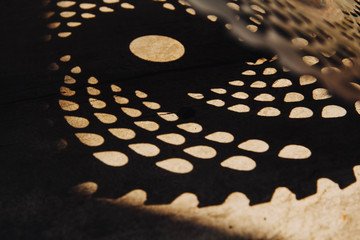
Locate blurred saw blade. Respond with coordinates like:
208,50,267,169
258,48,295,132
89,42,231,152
187,0,360,100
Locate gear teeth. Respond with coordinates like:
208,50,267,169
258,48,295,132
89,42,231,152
116,189,147,206
70,181,98,196
270,187,296,203
50,0,360,207
354,165,360,180
316,178,341,194
170,193,199,207
223,192,250,206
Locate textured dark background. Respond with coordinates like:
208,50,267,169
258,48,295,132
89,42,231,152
1,0,359,239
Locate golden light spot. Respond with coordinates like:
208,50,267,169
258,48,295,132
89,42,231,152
183,146,217,159
178,0,190,6
289,107,313,118
321,50,336,58
71,66,81,74
177,122,202,133
351,82,360,90
100,6,114,12
60,11,76,18
207,99,225,107
238,139,269,153
283,67,290,72
250,81,266,88
134,121,159,131
47,22,61,29
143,101,161,110
284,92,304,102
109,128,136,140
246,25,258,32
272,78,292,88
312,88,332,100
263,68,277,75
93,151,128,167
121,3,135,9
299,75,317,85
225,24,232,30
103,0,119,3
75,133,104,146
322,105,347,118
254,93,275,102
43,34,52,42
205,132,234,143
188,93,204,99
60,86,76,96
88,76,98,84
94,113,117,124
321,67,341,74
130,35,185,62
228,104,250,113
156,133,186,145
251,16,261,24
64,116,89,128
57,1,76,8
228,80,244,86
129,143,160,157
79,3,96,9
111,84,121,92
71,182,98,196
81,13,96,18
48,63,59,71
57,138,68,150
251,4,265,13
186,8,196,15
221,156,256,171
135,90,148,98
60,55,71,62
58,32,72,38
163,3,175,10
59,99,79,111
114,95,129,104
44,11,55,19
207,15,218,22
87,87,101,96
355,101,360,115
292,38,308,48
227,2,240,11
64,75,76,84
278,145,311,159
302,56,319,66
157,112,179,121
121,107,142,117
242,70,256,75
257,107,281,117
269,55,278,62
211,88,227,94
342,58,353,67
67,22,82,27
232,92,249,99
246,58,267,65
156,158,193,174
89,98,106,109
